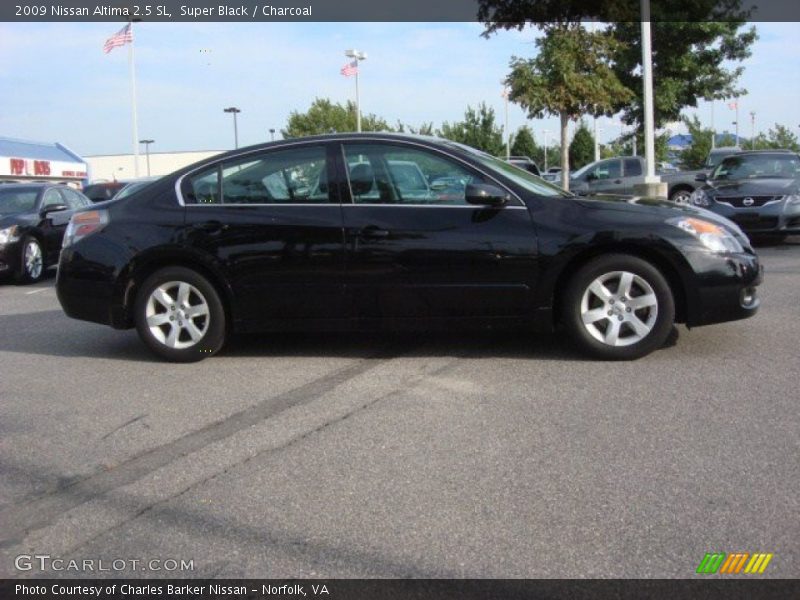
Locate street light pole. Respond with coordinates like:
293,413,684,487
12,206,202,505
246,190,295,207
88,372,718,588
345,49,367,132
269,128,275,142
593,118,600,162
501,87,510,160
139,139,154,176
223,107,241,149
640,0,660,187
749,111,755,149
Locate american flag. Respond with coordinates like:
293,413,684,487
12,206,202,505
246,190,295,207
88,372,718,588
340,60,358,77
103,23,133,54
728,101,738,110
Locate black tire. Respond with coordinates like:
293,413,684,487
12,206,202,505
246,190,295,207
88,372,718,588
15,236,45,284
134,266,226,362
562,254,675,360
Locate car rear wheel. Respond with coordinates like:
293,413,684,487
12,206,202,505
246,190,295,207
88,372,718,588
134,267,226,362
562,254,675,360
15,236,44,284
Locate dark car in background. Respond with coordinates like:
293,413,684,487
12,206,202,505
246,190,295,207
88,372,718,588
507,156,542,177
0,183,92,282
57,134,761,362
690,150,800,239
83,181,125,203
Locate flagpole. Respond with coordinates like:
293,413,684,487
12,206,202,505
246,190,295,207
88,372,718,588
129,21,140,177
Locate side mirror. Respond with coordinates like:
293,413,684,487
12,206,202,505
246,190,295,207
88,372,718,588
695,173,708,182
465,183,508,206
41,203,69,216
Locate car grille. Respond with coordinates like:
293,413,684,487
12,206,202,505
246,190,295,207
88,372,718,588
715,195,781,208
730,215,779,230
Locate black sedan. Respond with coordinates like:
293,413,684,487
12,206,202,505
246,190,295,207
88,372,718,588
690,150,800,239
0,183,92,283
56,133,762,362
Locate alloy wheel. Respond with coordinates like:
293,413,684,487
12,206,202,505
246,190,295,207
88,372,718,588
24,240,43,280
145,281,210,349
580,271,659,347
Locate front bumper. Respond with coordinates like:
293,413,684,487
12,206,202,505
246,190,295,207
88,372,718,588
682,248,762,327
0,242,22,276
707,199,800,234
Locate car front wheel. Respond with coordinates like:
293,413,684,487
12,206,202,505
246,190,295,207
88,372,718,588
16,236,44,283
134,267,226,362
562,254,675,360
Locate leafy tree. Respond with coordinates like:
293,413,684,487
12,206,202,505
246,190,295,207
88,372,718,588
437,103,505,155
395,121,435,136
510,125,539,159
283,98,393,138
478,1,757,131
610,21,757,129
678,115,713,169
752,124,800,152
505,24,632,190
569,121,595,169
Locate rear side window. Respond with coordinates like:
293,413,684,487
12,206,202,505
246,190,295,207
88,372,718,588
183,146,330,205
624,159,642,177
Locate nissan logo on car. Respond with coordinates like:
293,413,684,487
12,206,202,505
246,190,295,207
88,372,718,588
742,197,755,206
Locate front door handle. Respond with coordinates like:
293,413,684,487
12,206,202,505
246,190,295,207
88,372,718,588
358,226,390,239
613,179,622,184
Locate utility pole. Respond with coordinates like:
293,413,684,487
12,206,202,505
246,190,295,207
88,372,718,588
139,139,154,176
750,111,756,149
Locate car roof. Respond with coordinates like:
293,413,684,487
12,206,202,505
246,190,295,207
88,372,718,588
0,182,49,190
729,150,799,157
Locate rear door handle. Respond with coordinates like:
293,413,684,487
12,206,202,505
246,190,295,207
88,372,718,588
195,220,226,232
358,226,390,239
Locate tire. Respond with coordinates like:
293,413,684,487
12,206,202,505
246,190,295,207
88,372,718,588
562,254,675,360
134,267,226,362
15,236,45,284
669,187,692,205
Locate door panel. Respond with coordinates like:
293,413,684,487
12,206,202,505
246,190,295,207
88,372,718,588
338,142,539,321
181,144,346,328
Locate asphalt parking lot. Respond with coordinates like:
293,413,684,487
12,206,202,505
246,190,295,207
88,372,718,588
0,240,798,579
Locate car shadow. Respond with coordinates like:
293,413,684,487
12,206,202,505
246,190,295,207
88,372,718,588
751,234,800,248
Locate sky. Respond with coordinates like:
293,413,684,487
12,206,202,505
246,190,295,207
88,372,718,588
0,21,798,157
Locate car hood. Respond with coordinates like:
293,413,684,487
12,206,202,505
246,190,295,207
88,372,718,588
0,212,35,229
572,193,747,236
705,177,798,196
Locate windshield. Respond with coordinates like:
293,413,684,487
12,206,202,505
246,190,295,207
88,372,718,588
460,147,569,197
711,154,800,181
0,188,39,214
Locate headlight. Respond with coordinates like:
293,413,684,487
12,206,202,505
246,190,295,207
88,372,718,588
668,217,743,253
0,225,20,247
784,194,800,205
689,188,710,207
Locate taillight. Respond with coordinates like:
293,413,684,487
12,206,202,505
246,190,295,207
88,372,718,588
63,210,109,248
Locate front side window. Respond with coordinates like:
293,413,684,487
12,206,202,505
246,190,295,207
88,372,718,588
183,145,329,205
591,160,621,180
62,188,90,209
624,159,642,177
42,188,63,208
342,143,490,205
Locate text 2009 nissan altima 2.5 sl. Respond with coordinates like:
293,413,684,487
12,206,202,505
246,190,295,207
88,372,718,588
56,134,762,362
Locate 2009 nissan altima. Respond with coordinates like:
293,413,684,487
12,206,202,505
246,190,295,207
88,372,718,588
56,133,762,362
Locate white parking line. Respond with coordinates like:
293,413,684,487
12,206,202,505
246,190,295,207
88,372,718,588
25,288,48,295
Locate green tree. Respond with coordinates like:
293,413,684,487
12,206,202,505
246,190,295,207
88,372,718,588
282,98,392,138
569,121,595,169
478,1,757,131
505,24,632,190
752,124,800,152
679,115,713,169
437,103,505,155
510,125,539,159
609,21,757,129
395,121,435,136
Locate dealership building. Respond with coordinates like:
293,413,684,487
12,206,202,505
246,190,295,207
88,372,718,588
0,136,89,187
84,150,224,182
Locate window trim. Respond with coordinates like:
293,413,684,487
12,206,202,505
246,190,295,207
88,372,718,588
175,137,524,208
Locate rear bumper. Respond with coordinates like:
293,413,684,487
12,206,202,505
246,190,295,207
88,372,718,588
683,248,762,327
